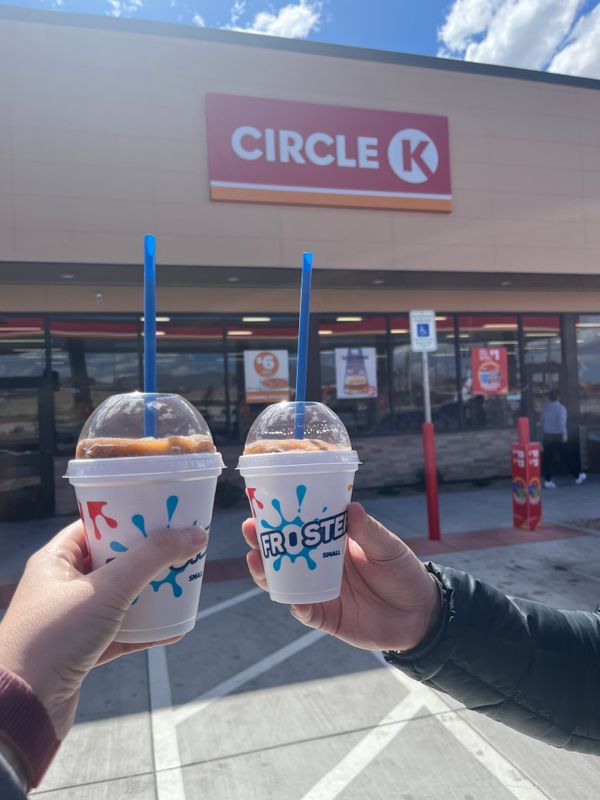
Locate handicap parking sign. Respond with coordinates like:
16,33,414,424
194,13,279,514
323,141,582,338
410,311,437,352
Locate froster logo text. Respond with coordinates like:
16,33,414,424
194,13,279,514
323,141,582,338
260,511,347,560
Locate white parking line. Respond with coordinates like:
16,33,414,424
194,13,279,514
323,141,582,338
196,587,262,621
148,587,264,800
299,691,428,800
148,646,186,799
300,653,550,800
173,629,325,725
374,653,550,800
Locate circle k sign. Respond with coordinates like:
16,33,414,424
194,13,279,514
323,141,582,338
206,94,452,213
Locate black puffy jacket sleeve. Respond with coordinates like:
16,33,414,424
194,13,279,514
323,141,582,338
384,563,600,753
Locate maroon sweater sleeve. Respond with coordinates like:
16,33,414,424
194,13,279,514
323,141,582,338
0,667,61,789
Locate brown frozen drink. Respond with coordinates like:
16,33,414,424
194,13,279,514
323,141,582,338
77,433,215,459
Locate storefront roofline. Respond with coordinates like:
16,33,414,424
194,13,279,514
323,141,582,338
2,262,600,293
2,3,600,93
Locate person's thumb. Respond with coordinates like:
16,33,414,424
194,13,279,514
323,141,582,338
346,502,408,561
90,526,209,606
290,603,324,630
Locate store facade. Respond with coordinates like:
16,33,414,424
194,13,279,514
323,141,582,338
1,6,600,520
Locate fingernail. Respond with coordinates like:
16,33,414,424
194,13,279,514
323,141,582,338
187,526,208,547
290,604,310,622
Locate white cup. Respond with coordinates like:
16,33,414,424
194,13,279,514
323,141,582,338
238,450,359,604
67,452,224,643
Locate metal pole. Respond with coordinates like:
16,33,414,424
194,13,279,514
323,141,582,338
421,350,441,540
422,351,432,424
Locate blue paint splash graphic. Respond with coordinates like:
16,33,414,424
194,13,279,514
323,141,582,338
131,514,147,538
108,495,206,600
166,495,178,528
259,484,320,571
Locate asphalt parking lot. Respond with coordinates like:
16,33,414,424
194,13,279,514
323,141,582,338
27,481,600,800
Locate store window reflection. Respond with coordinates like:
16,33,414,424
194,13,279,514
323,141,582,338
0,317,48,519
156,317,227,441
522,315,562,435
577,315,600,426
391,315,458,433
319,316,389,436
458,315,521,429
0,316,45,377
51,318,140,455
227,316,298,441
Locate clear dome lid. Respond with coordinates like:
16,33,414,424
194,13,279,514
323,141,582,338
244,401,351,454
75,392,216,459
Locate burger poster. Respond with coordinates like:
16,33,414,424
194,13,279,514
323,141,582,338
244,350,290,403
335,347,378,400
471,347,508,396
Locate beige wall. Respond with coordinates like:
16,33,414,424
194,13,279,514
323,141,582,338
1,12,600,280
3,282,600,314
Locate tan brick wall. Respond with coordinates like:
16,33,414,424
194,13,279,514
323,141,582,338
213,429,516,494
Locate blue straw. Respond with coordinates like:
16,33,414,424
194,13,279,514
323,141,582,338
294,252,313,438
143,234,157,437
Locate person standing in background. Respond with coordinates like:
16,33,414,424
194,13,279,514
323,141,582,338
541,389,586,488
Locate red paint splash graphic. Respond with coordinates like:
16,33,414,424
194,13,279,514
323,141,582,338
86,501,118,540
246,488,264,519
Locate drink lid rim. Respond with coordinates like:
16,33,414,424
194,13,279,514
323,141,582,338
66,451,225,479
237,449,360,470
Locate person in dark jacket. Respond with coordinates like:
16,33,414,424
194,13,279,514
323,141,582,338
0,520,207,798
541,388,586,488
243,502,600,754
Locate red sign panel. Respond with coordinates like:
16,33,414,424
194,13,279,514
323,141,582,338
206,94,452,212
471,347,508,396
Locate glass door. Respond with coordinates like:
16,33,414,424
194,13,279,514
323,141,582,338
0,378,53,520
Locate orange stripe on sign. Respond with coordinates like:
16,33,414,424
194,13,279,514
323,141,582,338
211,186,452,212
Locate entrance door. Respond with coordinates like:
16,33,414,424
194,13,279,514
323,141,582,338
0,377,54,520
525,362,567,440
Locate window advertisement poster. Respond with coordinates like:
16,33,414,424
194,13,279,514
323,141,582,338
471,347,508,395
244,350,290,403
335,347,378,399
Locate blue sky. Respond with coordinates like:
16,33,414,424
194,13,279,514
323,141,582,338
14,0,600,78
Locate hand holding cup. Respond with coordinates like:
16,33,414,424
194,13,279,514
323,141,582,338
243,502,442,653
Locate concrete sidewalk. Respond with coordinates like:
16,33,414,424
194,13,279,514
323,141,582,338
2,475,598,585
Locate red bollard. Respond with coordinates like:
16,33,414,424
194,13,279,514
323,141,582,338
422,422,441,541
517,416,530,446
512,416,542,531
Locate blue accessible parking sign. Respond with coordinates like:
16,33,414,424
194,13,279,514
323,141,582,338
410,310,437,352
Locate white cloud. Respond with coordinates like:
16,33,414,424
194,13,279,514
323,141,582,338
438,0,583,71
229,0,246,26
439,0,504,53
107,0,143,18
193,13,205,26
548,3,600,77
232,0,322,39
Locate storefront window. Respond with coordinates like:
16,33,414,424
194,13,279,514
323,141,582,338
577,315,600,427
319,316,389,436
390,315,458,433
0,316,46,377
523,315,562,434
226,316,298,441
458,315,521,429
51,317,140,455
157,317,227,441
0,317,48,519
